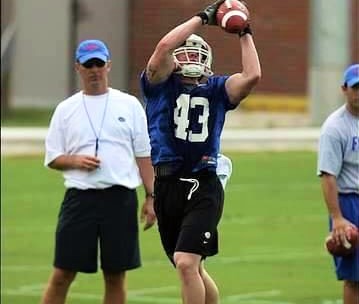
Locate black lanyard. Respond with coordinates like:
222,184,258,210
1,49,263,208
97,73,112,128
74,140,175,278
82,91,109,157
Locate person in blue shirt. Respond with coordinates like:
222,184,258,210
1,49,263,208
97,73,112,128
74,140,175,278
317,63,359,304
140,1,261,303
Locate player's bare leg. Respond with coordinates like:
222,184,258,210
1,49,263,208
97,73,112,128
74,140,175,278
343,280,359,304
103,271,126,304
174,252,205,304
41,268,76,304
199,264,219,304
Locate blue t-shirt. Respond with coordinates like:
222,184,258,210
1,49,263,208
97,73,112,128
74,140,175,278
140,72,236,173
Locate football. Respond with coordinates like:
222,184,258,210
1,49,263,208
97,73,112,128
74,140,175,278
216,0,249,33
325,226,359,256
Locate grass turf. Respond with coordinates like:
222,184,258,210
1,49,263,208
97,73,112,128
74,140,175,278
1,152,342,304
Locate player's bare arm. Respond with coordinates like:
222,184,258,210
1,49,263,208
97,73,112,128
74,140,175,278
320,172,356,245
146,17,203,85
225,33,261,105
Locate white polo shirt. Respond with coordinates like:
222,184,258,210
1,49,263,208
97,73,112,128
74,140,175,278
45,88,151,190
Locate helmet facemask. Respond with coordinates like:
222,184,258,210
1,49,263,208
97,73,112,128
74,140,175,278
173,34,213,78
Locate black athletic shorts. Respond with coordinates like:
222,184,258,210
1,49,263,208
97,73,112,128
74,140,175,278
54,185,140,273
154,170,224,264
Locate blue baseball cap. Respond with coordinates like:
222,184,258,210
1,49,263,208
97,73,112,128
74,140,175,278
76,39,110,64
343,64,359,87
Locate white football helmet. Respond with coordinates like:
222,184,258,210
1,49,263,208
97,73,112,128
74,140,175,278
173,34,213,78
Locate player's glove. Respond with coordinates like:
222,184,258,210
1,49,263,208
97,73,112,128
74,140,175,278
239,24,253,37
196,0,226,25
238,1,252,37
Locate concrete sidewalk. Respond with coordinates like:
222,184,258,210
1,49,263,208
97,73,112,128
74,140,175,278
224,110,312,129
1,125,320,156
2,110,320,155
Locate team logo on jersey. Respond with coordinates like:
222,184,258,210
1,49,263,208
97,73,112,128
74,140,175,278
352,136,359,151
118,117,125,122
200,156,217,166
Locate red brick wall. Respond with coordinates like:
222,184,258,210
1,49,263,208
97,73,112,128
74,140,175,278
351,0,359,61
129,0,358,98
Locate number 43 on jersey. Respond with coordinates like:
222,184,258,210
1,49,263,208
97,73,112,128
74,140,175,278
174,94,209,142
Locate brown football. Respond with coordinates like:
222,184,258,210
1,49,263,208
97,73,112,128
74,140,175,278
216,0,249,33
325,226,359,256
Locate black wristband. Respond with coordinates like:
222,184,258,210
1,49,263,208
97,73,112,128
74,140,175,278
239,25,253,37
195,12,209,25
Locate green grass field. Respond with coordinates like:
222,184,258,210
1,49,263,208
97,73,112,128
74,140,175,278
1,152,343,304
1,107,53,127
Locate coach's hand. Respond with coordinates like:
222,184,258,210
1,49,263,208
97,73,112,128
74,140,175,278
48,154,101,171
196,0,225,25
332,217,357,246
72,155,100,171
141,196,156,231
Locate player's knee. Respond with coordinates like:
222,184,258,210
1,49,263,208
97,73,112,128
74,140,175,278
103,271,126,288
51,268,76,287
176,261,197,277
344,280,359,290
174,255,199,277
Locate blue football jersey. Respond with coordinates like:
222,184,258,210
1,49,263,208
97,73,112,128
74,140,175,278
140,72,236,173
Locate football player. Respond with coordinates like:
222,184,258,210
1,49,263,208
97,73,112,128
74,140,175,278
140,0,261,303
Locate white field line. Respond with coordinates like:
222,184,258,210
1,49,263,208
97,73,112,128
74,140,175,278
3,289,101,300
2,283,177,296
2,250,329,273
227,182,319,189
5,283,43,292
1,265,50,272
2,285,179,302
2,214,325,233
220,214,325,225
0,286,287,304
129,286,178,296
223,290,296,304
214,251,327,264
127,295,180,303
225,301,293,304
225,289,281,300
2,285,340,304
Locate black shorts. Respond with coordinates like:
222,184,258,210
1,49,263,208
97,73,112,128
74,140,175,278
154,171,224,264
54,185,140,273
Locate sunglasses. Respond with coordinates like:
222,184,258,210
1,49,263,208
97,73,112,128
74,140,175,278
81,59,106,69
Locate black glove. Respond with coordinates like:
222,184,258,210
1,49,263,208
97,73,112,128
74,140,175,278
196,0,226,25
238,1,252,36
239,24,253,37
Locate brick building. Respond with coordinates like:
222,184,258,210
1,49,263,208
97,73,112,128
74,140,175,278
129,0,358,102
2,0,358,112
